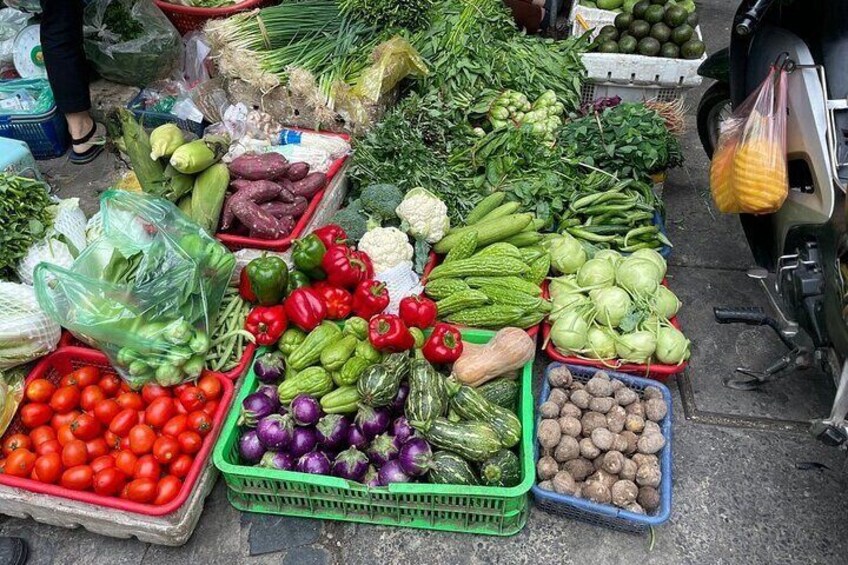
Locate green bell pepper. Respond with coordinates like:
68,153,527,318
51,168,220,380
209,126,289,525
287,270,311,295
320,334,358,372
246,255,289,306
354,340,382,364
291,234,326,280
342,316,368,340
278,328,307,356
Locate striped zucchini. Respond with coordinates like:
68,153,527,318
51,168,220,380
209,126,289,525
411,418,502,462
479,449,521,487
435,290,490,317
477,378,520,409
425,278,470,300
428,452,479,485
405,360,448,424
445,380,522,448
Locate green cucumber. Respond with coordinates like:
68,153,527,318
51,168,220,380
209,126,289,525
465,192,506,225
433,214,533,254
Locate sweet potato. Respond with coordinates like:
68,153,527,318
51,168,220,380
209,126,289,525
285,162,310,181
290,172,327,198
230,152,289,181
229,179,283,197
224,181,287,238
220,193,236,230
260,197,307,220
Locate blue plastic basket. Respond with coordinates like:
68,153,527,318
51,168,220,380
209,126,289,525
127,91,205,138
0,106,69,160
532,363,673,533
653,211,672,259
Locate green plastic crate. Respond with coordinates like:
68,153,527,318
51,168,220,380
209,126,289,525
213,329,534,535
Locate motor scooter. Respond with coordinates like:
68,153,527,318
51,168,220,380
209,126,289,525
696,0,848,446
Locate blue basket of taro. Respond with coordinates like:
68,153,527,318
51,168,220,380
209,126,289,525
532,363,673,533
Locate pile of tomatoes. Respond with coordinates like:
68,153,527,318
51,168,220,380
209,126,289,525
0,366,222,506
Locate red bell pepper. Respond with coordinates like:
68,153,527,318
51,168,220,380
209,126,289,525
422,323,464,364
245,305,288,346
284,288,327,331
312,283,353,320
352,279,390,319
368,314,415,352
398,294,438,329
312,224,348,249
238,268,257,303
321,245,372,289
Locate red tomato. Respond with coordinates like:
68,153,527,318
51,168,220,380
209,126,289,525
61,465,93,491
128,425,156,455
144,397,176,429
174,401,188,415
103,430,121,451
79,385,105,412
168,454,193,479
93,467,126,496
98,374,122,397
0,459,5,474
94,399,121,426
56,424,75,446
20,403,53,428
36,439,62,457
173,383,191,397
197,375,222,401
25,379,56,403
161,414,187,438
33,452,62,484
70,413,101,441
50,386,80,414
29,425,55,447
60,366,100,388
120,436,131,451
61,439,88,467
203,400,219,416
5,449,36,477
120,381,133,393
141,384,171,405
51,410,79,429
154,475,182,506
114,451,137,476
90,454,115,474
3,433,31,456
133,454,161,481
176,431,202,455
85,437,110,460
116,392,143,411
152,436,180,464
126,478,157,503
187,411,213,436
109,409,139,437
178,387,207,412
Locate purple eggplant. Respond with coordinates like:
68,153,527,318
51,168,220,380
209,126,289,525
238,392,276,427
259,451,294,471
389,383,409,414
363,465,380,488
355,404,390,440
366,433,398,466
390,416,415,447
397,437,432,477
291,394,323,427
256,413,294,451
254,351,286,384
378,459,411,486
255,385,281,412
296,451,331,475
316,414,350,450
347,425,368,450
238,430,264,463
289,427,318,458
331,446,370,482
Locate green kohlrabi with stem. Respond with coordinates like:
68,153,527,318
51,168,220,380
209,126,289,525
549,234,587,275
589,286,632,328
549,309,590,353
614,331,657,364
652,285,681,319
655,324,691,365
576,258,616,289
615,257,662,297
630,248,667,279
584,325,618,360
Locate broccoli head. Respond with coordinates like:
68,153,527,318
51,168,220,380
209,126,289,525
360,184,403,222
330,199,369,242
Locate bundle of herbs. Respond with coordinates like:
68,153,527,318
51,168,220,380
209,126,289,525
0,175,53,279
338,0,435,31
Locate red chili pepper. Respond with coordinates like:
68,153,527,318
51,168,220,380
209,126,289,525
312,225,348,249
398,294,438,329
245,305,288,346
321,245,372,289
312,283,353,320
352,279,390,319
238,268,257,303
284,288,327,331
368,314,415,352
422,323,464,364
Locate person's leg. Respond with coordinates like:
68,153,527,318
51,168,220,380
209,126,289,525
40,0,103,163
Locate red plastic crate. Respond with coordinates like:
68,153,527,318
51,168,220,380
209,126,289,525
0,346,234,516
216,130,351,252
154,0,277,35
540,280,688,381
421,252,540,340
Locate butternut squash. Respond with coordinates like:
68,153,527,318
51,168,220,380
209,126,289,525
451,327,535,387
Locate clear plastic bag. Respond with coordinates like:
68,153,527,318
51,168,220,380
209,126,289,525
83,0,182,87
34,191,235,387
0,281,60,370
710,65,789,214
0,8,29,65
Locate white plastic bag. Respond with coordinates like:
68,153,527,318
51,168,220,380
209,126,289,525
0,282,60,370
376,261,423,315
0,8,29,65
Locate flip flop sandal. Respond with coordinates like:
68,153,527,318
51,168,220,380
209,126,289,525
69,121,105,165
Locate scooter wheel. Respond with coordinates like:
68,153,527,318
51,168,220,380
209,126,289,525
697,82,732,159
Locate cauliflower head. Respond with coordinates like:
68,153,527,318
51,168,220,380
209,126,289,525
358,227,414,274
395,187,450,243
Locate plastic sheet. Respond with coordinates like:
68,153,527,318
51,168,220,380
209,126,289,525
0,8,28,65
34,191,235,387
0,281,60,371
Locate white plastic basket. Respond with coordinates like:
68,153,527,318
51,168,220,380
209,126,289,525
570,3,706,102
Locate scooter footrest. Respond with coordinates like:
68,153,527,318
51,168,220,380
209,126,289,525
714,306,769,325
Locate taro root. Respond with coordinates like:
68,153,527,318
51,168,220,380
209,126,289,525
643,420,662,436
548,388,569,407
558,416,582,438
612,433,629,453
579,437,601,459
625,502,646,514
638,486,661,512
620,457,638,481
601,450,625,475
632,453,659,468
619,431,639,454
571,389,591,409
635,463,662,488
609,379,625,392
580,411,607,436
644,398,668,422
552,471,579,495
587,469,618,489
611,480,639,508
554,436,580,462
585,376,612,398
606,406,626,433
582,481,612,504
594,371,611,381
538,480,554,491
538,419,562,449
590,427,614,451
560,402,583,419
588,396,615,414
539,401,560,419
637,433,666,455
614,387,639,406
643,386,663,400
564,458,594,482
625,401,645,418
548,365,573,388
625,414,645,434
536,455,559,480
